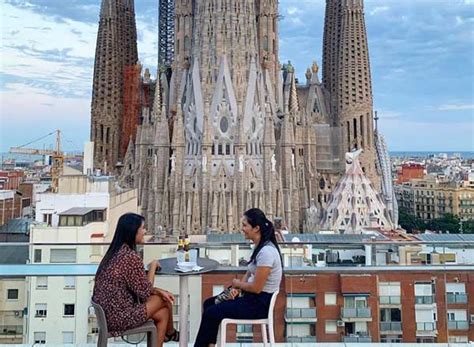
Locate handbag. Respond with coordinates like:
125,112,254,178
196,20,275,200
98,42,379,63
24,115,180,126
214,286,242,304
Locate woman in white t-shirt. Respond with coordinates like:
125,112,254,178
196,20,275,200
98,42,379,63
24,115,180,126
194,208,283,347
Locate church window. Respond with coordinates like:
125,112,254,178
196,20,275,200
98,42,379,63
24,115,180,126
263,36,269,51
220,116,229,133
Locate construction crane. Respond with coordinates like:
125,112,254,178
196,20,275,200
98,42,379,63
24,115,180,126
9,130,65,192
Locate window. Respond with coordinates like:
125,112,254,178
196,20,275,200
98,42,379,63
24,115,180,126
212,285,224,297
35,303,47,317
36,276,48,289
64,304,75,316
50,249,76,263
325,320,337,333
34,249,42,263
7,289,19,300
43,213,52,226
63,331,74,344
325,293,337,306
34,332,46,344
344,296,367,308
379,282,401,304
64,277,76,289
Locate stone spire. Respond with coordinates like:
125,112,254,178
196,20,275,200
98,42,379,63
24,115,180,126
320,150,395,233
322,0,380,189
91,0,138,173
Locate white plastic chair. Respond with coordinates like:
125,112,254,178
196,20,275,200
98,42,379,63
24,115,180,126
219,290,279,346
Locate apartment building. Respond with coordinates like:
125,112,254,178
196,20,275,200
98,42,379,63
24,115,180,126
395,176,474,221
202,270,474,343
26,173,138,345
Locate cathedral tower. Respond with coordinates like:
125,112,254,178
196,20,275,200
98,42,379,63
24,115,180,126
90,0,138,173
322,0,379,187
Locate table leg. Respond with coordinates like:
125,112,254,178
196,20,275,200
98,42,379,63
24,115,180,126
179,276,189,347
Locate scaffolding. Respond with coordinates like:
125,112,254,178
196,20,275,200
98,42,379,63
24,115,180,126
158,0,175,71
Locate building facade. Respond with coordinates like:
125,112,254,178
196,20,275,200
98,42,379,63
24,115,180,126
99,0,394,234
395,176,474,222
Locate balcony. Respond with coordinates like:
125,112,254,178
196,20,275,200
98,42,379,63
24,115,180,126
446,293,467,304
447,320,469,330
343,334,372,343
341,307,372,320
380,321,402,332
415,295,434,305
0,325,23,336
287,336,316,343
416,322,436,332
285,308,317,322
379,296,401,305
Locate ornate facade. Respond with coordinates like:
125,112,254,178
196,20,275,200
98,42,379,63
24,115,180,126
92,0,396,234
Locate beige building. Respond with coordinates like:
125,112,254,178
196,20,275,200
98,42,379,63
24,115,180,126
26,173,138,345
395,176,474,221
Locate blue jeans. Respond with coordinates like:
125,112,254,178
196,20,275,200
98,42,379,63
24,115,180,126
194,291,273,347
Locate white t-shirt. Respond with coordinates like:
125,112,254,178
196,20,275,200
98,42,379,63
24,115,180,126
247,243,282,293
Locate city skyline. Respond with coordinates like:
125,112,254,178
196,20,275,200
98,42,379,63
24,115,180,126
1,0,474,153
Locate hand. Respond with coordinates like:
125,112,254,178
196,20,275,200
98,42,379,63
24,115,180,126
232,278,241,289
148,260,161,271
229,288,240,299
160,290,175,304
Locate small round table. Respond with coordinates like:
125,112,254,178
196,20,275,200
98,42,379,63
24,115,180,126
156,257,219,347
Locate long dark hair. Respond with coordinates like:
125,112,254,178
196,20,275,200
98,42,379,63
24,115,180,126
96,213,145,277
244,208,282,266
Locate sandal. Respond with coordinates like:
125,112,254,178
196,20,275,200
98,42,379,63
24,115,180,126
164,329,179,342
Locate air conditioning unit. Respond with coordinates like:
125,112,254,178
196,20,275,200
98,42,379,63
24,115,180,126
470,314,474,324
14,311,21,317
337,320,345,327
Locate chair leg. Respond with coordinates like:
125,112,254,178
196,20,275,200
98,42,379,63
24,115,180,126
148,330,156,347
269,322,275,345
219,321,227,347
261,324,268,347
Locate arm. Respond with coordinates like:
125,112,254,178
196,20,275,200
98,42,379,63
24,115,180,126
240,271,250,282
125,253,152,301
233,267,271,294
147,260,159,284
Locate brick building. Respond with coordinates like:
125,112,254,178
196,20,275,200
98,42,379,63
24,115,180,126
203,269,474,343
397,164,424,184
0,171,24,190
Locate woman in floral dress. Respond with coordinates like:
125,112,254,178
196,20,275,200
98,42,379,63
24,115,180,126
93,213,179,346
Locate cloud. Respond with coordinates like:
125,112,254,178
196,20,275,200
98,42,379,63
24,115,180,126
437,104,474,111
370,6,390,16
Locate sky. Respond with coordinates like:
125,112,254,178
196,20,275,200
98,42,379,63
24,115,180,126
1,0,473,153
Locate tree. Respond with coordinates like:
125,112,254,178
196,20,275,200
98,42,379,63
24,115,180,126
426,214,461,234
461,219,474,233
398,208,426,233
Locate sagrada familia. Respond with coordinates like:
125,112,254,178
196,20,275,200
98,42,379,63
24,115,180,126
90,0,398,235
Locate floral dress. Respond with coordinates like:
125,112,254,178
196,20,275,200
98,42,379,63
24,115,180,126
93,244,152,336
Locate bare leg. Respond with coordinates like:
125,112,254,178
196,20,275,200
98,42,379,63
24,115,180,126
151,307,169,346
165,301,175,335
146,294,171,347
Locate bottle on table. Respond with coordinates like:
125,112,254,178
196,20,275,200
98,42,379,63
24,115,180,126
184,233,190,261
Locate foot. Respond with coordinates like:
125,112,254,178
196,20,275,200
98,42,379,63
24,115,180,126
164,329,179,342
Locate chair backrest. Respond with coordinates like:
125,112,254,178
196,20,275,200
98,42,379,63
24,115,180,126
91,301,108,336
267,290,279,322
